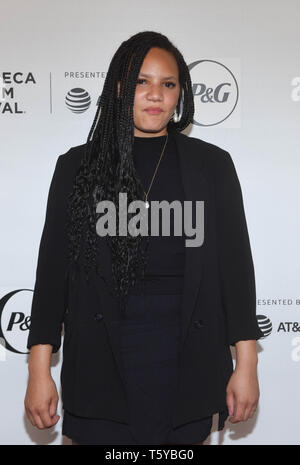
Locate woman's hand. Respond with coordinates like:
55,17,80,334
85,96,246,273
226,366,259,423
25,344,60,429
225,339,260,423
24,373,60,429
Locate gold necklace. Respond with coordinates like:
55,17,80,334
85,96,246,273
143,132,168,209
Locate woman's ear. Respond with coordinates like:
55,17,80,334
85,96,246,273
117,81,120,98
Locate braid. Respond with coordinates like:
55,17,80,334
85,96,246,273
66,30,195,311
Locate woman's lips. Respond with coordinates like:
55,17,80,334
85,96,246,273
145,108,163,115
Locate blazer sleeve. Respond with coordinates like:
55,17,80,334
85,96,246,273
27,153,71,353
214,150,264,347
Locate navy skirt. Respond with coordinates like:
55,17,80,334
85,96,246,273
62,288,213,445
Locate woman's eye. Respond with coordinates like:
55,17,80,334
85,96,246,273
165,82,176,88
137,79,176,88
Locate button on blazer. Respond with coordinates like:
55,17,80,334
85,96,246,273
27,131,264,431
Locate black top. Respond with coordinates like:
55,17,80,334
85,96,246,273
129,133,186,295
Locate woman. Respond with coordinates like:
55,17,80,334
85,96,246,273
24,31,264,445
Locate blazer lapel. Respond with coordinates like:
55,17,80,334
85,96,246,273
173,132,207,351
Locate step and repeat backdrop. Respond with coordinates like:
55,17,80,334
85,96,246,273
0,0,299,445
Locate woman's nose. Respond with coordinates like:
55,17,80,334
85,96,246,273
147,85,163,100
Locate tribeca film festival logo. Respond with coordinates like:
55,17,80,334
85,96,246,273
95,193,204,248
0,72,36,113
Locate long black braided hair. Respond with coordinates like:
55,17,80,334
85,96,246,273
66,30,195,312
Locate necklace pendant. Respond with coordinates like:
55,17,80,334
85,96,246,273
145,200,150,209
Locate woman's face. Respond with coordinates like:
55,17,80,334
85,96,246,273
132,47,181,137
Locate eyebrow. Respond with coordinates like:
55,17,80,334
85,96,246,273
138,72,177,80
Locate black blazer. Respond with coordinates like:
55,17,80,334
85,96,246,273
27,131,264,431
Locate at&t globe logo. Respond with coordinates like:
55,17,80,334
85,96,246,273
65,87,91,113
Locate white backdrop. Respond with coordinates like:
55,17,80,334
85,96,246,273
0,0,299,445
